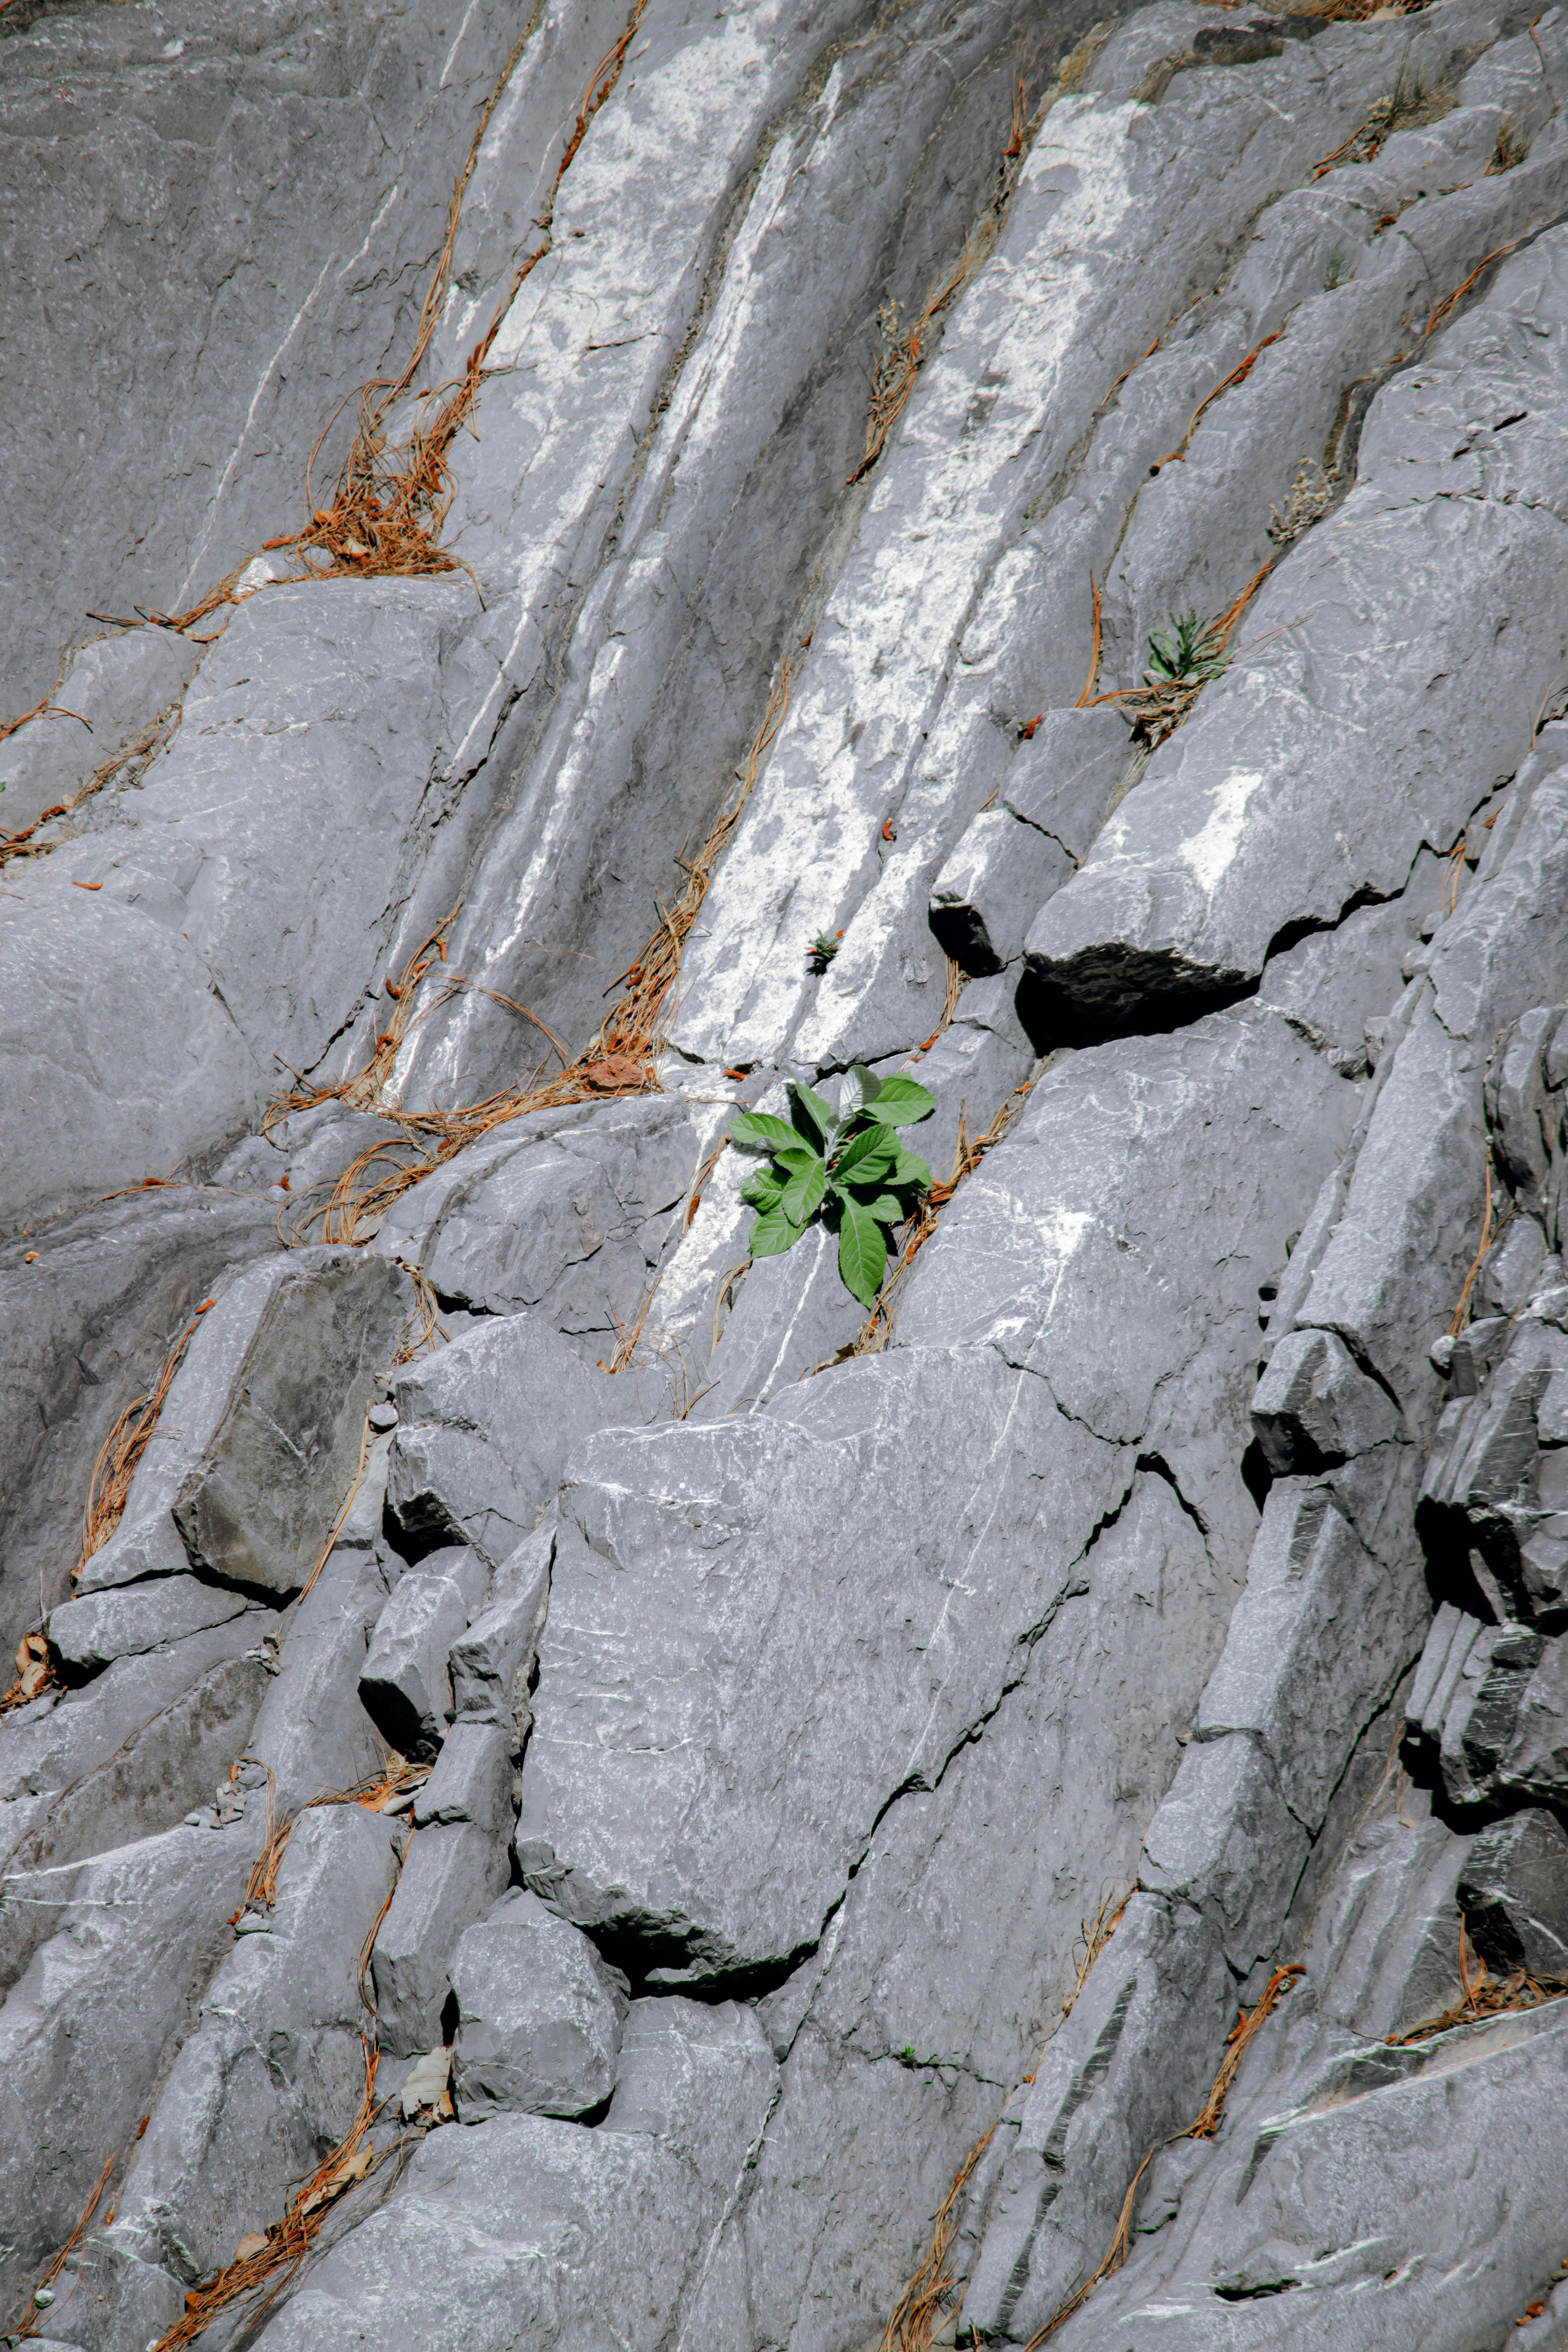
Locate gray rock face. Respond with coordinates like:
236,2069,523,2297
370,1816,511,2058
104,1802,400,2290
359,1543,488,1760
446,1524,553,1736
450,1888,628,2122
0,1818,262,2309
929,808,1074,977
16,0,1568,2343
378,1096,700,1348
387,1313,620,1567
47,1574,260,1673
78,1246,412,1599
1458,1808,1568,1977
251,1997,777,2352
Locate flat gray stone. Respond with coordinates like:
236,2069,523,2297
929,807,1073,977
450,1888,628,2122
359,1545,488,1761
47,1573,260,1673
387,1313,621,1568
369,1818,510,2058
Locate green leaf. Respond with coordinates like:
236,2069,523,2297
742,1166,785,1211
834,1123,898,1181
856,1191,908,1227
837,1196,888,1306
730,1110,800,1153
781,1155,827,1225
750,1200,806,1257
774,1145,821,1177
788,1078,835,1149
838,1061,882,1122
891,1145,932,1190
866,1073,935,1127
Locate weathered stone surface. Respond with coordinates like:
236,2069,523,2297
411,1097,699,1344
1250,1328,1403,1475
0,1190,279,1655
1196,1480,1427,1835
77,1247,412,1599
387,1313,620,1567
929,808,1073,977
449,1888,628,2122
370,1819,510,2058
1023,237,1568,1029
359,1544,488,1760
246,1539,393,1812
412,1721,513,1831
0,627,200,838
1458,1808,1568,1977
1002,709,1131,861
447,1523,553,1735
104,1802,400,2290
0,1627,272,1997
0,1818,261,2309
250,1998,777,2352
47,1574,261,1673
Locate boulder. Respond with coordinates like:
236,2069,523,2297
929,807,1072,977
387,1314,620,1568
446,1524,553,1736
77,1249,414,1599
47,1574,261,1674
369,1821,511,2058
359,1546,488,1760
450,1889,628,2122
1459,1808,1568,1978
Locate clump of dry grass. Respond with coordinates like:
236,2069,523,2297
1088,561,1273,749
1024,1963,1305,2347
0,705,178,875
1268,459,1336,546
1385,1920,1568,2045
77,1299,216,1578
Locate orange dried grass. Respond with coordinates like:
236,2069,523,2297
76,1298,216,1579
0,706,177,875
1385,1919,1568,2045
1024,1963,1304,2346
7,2150,117,2341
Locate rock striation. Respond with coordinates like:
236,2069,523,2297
7,0,1568,2344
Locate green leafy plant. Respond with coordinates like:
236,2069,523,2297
729,1063,934,1306
1144,608,1229,688
1324,241,1348,289
806,929,843,974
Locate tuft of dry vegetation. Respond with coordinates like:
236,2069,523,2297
1385,1920,1568,2045
1268,459,1336,546
1024,1963,1304,2346
850,1075,1030,1355
1089,561,1273,749
77,1299,216,1577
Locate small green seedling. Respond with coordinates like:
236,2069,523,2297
729,1062,935,1307
1145,609,1228,689
1324,241,1348,289
807,930,843,974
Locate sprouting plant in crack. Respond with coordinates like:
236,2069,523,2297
1324,241,1349,289
729,1063,935,1306
807,929,843,975
1144,609,1229,690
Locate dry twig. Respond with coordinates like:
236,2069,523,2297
77,1300,216,1579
